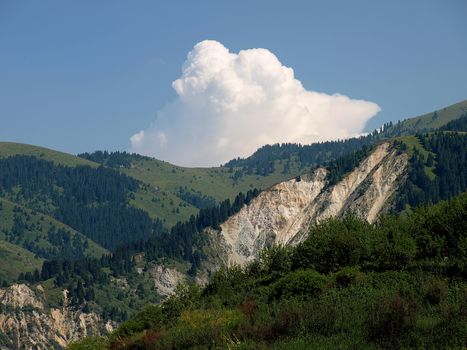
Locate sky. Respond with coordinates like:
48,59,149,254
1,0,466,166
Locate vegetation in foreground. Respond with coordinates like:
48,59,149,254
69,192,467,350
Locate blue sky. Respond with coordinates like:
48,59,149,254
1,0,466,161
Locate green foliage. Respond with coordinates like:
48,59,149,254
260,244,292,275
439,112,467,132
396,132,467,211
110,305,164,339
367,293,418,348
67,336,108,350
270,269,327,300
325,145,371,185
292,216,372,273
78,150,148,168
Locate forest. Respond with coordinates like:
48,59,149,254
223,118,434,177
0,155,153,250
395,132,467,210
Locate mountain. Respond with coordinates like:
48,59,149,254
0,100,466,349
196,131,466,276
68,192,467,350
209,141,408,266
0,142,98,168
389,99,467,134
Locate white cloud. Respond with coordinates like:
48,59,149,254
130,40,380,167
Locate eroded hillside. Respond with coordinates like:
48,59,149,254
209,142,409,265
0,284,114,349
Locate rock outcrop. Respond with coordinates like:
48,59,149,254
0,284,111,350
211,142,408,265
149,265,186,296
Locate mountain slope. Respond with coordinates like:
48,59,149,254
392,99,467,132
0,241,43,284
0,100,465,349
0,142,98,167
202,130,467,269
1,131,465,349
0,197,108,283
204,142,409,266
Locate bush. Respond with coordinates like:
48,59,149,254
368,294,418,348
270,269,327,300
109,305,163,340
369,217,417,271
260,245,292,275
237,301,303,342
333,267,364,288
292,216,370,273
67,336,107,350
422,278,448,305
157,308,243,349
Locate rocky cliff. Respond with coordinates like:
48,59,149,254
0,284,113,350
210,142,408,266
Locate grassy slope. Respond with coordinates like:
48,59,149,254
124,158,299,202
124,158,302,225
395,135,436,180
0,240,43,283
0,197,108,259
393,99,467,132
0,142,98,167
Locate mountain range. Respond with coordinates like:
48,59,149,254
0,99,466,349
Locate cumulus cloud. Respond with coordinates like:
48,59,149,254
130,40,380,167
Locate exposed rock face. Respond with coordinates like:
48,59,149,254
0,284,111,350
149,265,185,296
214,142,408,265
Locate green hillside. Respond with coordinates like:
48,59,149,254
122,157,298,222
0,197,107,263
0,142,293,227
0,128,465,346
0,240,43,284
76,153,302,226
395,99,467,132
0,142,98,167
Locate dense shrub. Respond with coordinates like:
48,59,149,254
422,278,448,305
270,269,327,300
367,294,418,348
